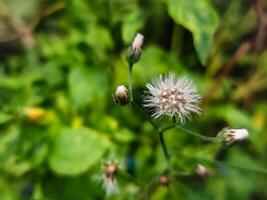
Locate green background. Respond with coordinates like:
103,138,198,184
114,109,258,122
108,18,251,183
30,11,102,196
0,0,267,199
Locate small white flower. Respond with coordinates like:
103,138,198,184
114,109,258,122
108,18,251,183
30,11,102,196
143,73,201,123
225,128,249,145
132,33,144,51
115,85,129,105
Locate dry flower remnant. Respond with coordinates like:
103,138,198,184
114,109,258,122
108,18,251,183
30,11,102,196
143,73,201,123
102,162,119,196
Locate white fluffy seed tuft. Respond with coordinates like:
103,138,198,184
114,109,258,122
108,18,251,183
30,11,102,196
143,73,201,123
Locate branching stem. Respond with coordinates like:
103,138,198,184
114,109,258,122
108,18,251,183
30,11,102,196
131,100,170,161
128,63,133,101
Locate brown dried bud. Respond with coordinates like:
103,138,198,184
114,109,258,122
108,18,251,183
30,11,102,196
159,176,170,187
115,85,129,105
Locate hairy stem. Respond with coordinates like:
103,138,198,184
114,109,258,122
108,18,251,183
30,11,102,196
128,63,133,101
131,100,170,161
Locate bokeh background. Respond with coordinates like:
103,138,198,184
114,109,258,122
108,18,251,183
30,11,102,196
0,0,267,199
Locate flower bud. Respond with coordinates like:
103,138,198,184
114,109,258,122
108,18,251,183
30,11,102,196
126,33,144,65
196,164,211,177
114,85,129,105
132,33,144,51
159,176,170,187
217,128,249,146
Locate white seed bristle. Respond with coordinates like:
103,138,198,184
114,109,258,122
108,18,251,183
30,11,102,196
143,73,201,123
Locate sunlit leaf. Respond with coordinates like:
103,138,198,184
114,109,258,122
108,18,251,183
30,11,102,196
48,127,110,175
167,0,219,64
68,67,108,109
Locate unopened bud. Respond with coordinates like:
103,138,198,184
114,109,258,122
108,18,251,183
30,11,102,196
126,33,144,65
132,33,144,51
196,164,211,177
217,128,249,146
159,176,170,187
114,85,129,105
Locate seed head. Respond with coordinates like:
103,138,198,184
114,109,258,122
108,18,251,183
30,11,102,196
114,85,129,105
143,73,201,123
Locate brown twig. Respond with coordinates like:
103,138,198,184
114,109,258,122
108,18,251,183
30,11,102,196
202,41,251,107
0,1,64,46
254,0,267,54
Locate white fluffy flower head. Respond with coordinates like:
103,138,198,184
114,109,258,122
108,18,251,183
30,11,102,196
143,73,201,123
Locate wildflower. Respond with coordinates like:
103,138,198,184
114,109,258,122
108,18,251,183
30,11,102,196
102,162,119,196
126,33,144,65
24,107,45,123
196,164,211,177
114,85,130,105
159,176,170,187
143,73,201,123
217,128,249,145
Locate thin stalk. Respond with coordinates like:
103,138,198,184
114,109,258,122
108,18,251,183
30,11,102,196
159,131,170,160
161,123,177,132
175,124,220,143
131,100,170,161
128,63,133,101
131,100,158,130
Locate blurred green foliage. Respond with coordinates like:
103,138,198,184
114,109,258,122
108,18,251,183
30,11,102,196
0,0,267,199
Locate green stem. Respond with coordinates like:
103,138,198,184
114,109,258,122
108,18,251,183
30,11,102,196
131,100,170,161
159,131,170,160
161,123,177,132
175,124,220,143
131,100,158,130
128,63,133,101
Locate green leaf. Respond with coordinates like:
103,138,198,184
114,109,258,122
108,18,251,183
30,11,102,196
0,112,13,124
48,127,110,175
68,67,108,108
122,9,144,43
167,0,219,64
0,126,48,176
